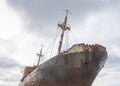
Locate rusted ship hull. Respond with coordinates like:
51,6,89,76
19,44,107,86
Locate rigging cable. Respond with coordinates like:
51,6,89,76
43,28,61,59
41,28,59,62
70,30,78,44
49,29,61,57
64,30,70,50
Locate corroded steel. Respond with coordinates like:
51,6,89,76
19,44,108,86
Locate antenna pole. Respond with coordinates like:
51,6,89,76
57,10,71,55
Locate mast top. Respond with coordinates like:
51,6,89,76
62,9,71,30
63,9,72,17
57,10,71,54
58,10,71,31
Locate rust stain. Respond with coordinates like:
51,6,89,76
19,43,108,86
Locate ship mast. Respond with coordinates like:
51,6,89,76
37,45,43,66
57,10,71,55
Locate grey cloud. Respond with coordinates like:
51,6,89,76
111,37,120,47
0,57,23,85
0,68,21,82
0,57,23,69
7,0,120,37
0,38,17,54
107,55,120,68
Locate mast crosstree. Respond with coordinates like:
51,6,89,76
57,10,71,54
37,45,43,66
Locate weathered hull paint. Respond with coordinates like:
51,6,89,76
19,44,107,86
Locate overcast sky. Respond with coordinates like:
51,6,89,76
0,0,120,86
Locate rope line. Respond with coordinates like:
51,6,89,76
70,30,78,44
43,29,61,59
43,29,59,55
49,29,61,57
